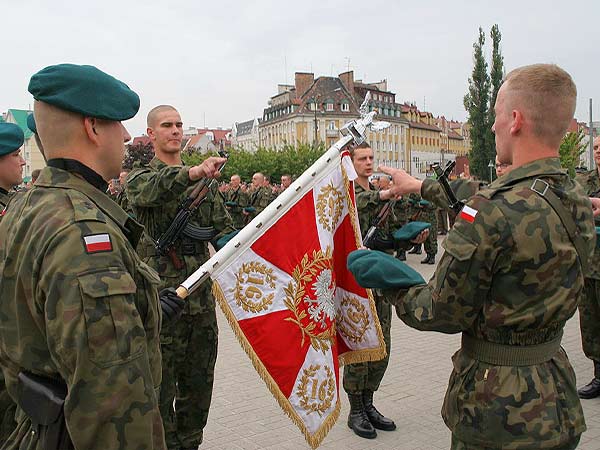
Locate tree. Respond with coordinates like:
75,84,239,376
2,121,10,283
487,24,504,163
559,129,586,178
464,27,490,180
123,142,154,170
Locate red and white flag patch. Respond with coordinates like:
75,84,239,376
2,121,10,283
459,205,478,223
83,233,112,253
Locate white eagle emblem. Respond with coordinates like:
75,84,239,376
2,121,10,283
304,269,335,329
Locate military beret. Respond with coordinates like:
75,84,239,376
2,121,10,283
225,201,238,207
215,230,240,250
0,123,25,157
393,221,431,242
26,113,37,134
347,249,425,289
243,206,256,213
419,200,431,207
28,63,140,121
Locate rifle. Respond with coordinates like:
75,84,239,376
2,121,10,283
155,151,228,267
362,200,394,250
431,161,464,214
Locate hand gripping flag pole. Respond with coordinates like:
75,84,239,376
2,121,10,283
176,92,390,299
175,93,391,449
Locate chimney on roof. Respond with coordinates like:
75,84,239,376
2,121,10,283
338,71,354,96
295,72,314,99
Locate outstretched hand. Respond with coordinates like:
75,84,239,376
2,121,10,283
189,156,227,181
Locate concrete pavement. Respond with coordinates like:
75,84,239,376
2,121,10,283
202,238,600,450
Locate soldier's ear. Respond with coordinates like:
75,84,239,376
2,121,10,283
83,117,101,145
509,109,523,136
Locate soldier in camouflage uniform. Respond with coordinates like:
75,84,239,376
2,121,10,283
343,142,398,439
0,64,167,450
243,172,272,222
224,174,248,229
380,64,593,449
575,135,600,399
126,105,234,450
405,192,437,263
0,122,25,444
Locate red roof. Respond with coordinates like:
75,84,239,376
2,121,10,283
409,121,441,132
131,136,152,146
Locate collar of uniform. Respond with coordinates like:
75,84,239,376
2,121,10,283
490,157,565,190
0,187,8,196
35,166,144,247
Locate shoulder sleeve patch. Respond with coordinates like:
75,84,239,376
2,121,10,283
83,233,113,253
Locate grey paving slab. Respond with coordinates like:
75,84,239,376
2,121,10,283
200,237,600,449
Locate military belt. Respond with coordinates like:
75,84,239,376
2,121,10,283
461,331,563,366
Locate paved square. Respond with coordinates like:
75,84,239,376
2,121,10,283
203,238,600,449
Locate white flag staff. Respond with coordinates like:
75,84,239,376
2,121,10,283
175,92,390,299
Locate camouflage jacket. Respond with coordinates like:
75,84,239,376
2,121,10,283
0,166,165,450
355,183,391,239
575,168,600,280
224,187,249,229
247,186,272,219
391,158,594,448
0,187,11,209
126,157,235,314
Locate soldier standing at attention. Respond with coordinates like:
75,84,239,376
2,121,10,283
575,135,600,399
377,64,594,450
224,173,247,229
242,172,272,221
0,64,172,449
344,142,400,440
126,105,233,450
0,122,25,443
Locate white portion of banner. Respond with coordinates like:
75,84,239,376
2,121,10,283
288,344,339,435
312,168,350,254
213,248,293,322
334,286,379,351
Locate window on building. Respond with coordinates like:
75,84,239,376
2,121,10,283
328,121,336,130
341,102,349,112
309,102,317,111
326,102,334,111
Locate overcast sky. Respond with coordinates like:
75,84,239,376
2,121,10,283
1,0,598,138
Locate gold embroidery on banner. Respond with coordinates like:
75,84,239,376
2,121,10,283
234,261,277,313
315,182,344,232
284,247,336,352
336,296,370,344
297,364,336,416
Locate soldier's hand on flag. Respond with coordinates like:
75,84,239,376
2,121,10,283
159,287,186,323
590,197,600,217
189,156,228,181
379,166,423,196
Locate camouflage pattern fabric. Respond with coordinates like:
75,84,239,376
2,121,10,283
127,156,234,449
450,434,580,450
0,166,165,450
0,188,9,209
389,158,594,449
343,182,392,394
224,187,248,229
246,185,272,221
575,169,600,361
421,203,438,256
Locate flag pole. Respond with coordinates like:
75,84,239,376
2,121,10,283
176,93,389,298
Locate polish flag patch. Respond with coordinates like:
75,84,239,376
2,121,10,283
459,205,478,223
83,233,112,253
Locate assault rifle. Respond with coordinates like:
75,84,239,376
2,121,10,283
362,200,394,250
431,161,464,214
155,151,228,266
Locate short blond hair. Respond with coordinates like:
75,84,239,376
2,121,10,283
503,64,576,148
147,105,178,128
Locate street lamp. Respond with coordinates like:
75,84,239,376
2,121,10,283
488,160,495,183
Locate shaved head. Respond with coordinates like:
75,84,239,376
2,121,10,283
147,105,178,128
34,100,85,156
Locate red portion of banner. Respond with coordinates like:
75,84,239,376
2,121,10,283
332,214,364,296
252,191,320,276
238,309,310,398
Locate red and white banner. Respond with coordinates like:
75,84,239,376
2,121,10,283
211,156,385,448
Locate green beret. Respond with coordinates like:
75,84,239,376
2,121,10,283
0,123,25,157
393,221,431,242
243,206,256,213
596,227,600,248
419,200,431,207
26,113,37,134
28,63,140,121
215,230,240,250
347,249,425,289
225,201,238,207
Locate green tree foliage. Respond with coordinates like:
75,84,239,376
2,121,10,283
181,143,326,183
123,142,154,170
487,24,504,159
464,27,491,180
559,129,586,178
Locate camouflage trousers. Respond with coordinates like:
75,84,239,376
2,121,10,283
578,277,600,361
450,434,580,450
424,211,438,255
343,295,391,394
0,377,16,444
159,310,218,450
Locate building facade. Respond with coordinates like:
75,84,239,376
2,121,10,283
232,118,260,152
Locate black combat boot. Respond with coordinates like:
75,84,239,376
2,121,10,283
578,360,600,399
421,253,435,264
408,244,422,255
347,393,377,439
397,250,406,261
362,390,396,431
